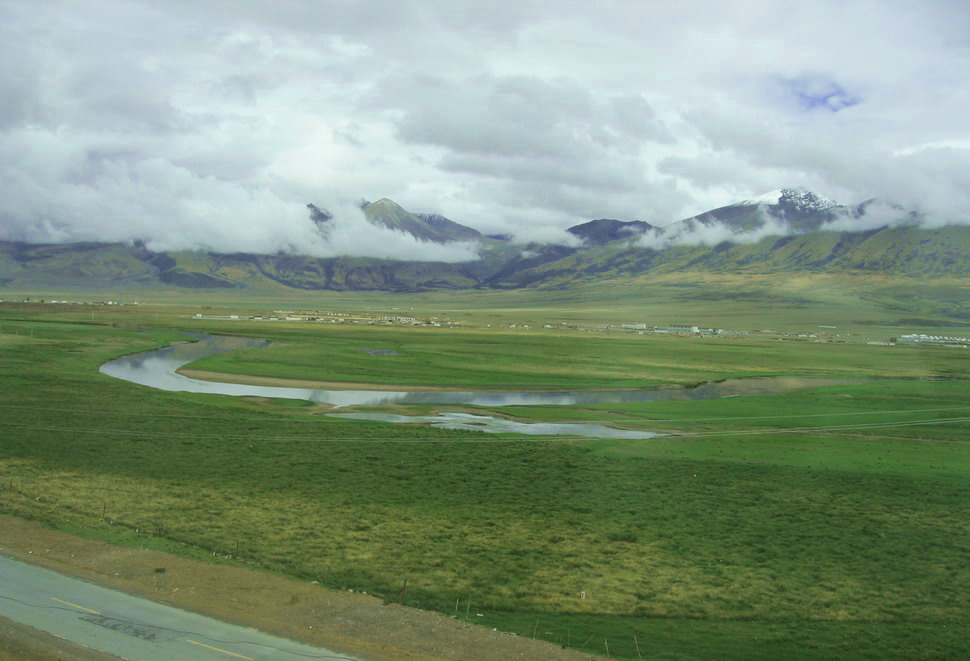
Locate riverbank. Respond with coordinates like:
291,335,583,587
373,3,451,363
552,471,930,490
176,367,546,392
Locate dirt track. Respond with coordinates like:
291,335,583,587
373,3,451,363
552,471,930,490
0,515,601,661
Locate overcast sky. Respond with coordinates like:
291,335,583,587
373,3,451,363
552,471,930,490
1,0,969,256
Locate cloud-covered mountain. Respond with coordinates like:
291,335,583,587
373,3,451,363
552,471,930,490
2,191,967,292
567,219,657,246
361,198,483,243
631,187,932,251
485,188,970,287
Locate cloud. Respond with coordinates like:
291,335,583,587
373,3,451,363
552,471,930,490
820,200,914,233
376,73,679,226
309,204,480,262
0,0,969,250
0,134,318,253
658,153,785,193
509,224,584,247
389,74,671,162
0,128,477,261
639,207,792,249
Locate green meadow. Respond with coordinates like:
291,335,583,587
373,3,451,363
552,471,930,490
5,270,970,332
0,292,968,660
185,322,969,390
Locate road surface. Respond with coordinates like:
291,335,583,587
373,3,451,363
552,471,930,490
0,555,365,660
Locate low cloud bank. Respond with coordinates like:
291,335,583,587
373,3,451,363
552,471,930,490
135,202,482,263
0,141,478,262
639,214,793,250
308,203,480,262
635,200,944,251
508,225,584,248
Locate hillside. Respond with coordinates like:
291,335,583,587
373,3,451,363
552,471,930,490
0,241,505,292
684,188,843,232
488,225,970,288
1,191,967,292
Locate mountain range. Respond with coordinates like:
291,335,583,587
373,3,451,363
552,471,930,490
1,189,967,292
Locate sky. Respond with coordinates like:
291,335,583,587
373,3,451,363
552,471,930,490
1,0,969,259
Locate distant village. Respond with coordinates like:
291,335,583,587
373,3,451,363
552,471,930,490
192,310,459,328
1,298,133,306
185,309,968,347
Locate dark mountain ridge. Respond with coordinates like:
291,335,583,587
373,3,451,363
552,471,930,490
567,219,657,245
2,190,967,292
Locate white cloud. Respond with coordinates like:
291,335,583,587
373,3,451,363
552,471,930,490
0,0,968,251
310,204,480,262
639,207,792,249
509,225,584,247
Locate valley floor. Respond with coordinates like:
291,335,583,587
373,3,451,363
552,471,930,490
1,297,968,660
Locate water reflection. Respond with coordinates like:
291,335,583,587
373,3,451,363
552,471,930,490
328,411,662,439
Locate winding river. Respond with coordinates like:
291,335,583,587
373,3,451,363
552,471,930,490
99,334,856,439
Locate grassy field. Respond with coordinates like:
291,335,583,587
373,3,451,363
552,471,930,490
1,298,968,660
4,270,970,333
182,322,970,390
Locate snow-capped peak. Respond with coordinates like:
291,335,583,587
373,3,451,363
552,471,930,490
741,187,837,210
778,188,838,211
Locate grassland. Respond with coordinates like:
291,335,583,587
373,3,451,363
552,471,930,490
5,270,970,332
1,295,968,660
184,322,970,390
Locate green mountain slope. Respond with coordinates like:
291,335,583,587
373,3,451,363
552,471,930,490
0,242,159,288
2,193,967,293
0,242,502,292
361,198,483,243
487,225,970,288
414,213,483,242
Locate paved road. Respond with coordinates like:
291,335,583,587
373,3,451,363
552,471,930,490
0,555,365,660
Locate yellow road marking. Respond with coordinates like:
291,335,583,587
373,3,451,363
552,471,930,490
51,597,102,615
186,639,255,660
